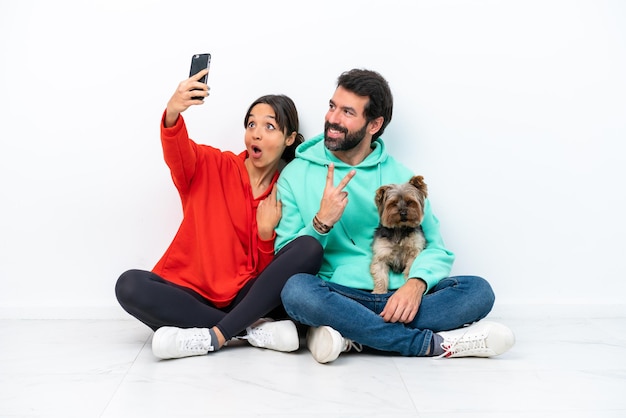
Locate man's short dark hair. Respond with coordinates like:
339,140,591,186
336,69,393,140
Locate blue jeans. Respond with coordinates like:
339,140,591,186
281,274,495,356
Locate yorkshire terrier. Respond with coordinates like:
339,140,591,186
370,175,428,294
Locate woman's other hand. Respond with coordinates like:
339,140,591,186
256,184,282,240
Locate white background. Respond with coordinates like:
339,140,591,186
1,0,624,318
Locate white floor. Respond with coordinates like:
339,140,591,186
2,312,626,418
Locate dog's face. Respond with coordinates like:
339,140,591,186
374,175,428,228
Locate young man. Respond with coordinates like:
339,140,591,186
275,68,515,364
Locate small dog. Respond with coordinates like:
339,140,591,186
370,175,428,294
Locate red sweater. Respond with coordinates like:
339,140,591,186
152,112,277,307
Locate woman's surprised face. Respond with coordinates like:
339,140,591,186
245,103,295,169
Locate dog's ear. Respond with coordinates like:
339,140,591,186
374,185,390,209
409,175,428,197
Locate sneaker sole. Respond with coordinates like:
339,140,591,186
306,326,343,364
152,327,178,359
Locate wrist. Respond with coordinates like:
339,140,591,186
408,277,427,292
258,229,274,241
312,214,332,234
164,112,179,128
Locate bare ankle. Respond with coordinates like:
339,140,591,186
212,327,226,349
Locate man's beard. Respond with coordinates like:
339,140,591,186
324,121,368,152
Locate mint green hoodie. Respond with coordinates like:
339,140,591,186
275,133,455,292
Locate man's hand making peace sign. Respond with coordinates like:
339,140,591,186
315,163,356,228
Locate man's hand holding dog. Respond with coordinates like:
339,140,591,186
380,278,427,323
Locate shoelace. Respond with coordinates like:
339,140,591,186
247,326,274,345
436,330,488,358
344,339,363,353
180,331,213,352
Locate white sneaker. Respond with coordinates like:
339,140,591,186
239,319,299,352
152,327,214,359
306,326,362,364
437,321,515,358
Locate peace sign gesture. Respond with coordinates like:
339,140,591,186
315,163,356,227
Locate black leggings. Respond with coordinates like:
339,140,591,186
115,235,322,340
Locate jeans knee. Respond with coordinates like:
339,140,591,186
280,274,300,307
473,276,495,312
281,273,314,313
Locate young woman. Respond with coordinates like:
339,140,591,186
115,69,323,359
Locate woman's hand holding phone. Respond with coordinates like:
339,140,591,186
189,53,211,100
164,53,212,128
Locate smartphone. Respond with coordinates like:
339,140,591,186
189,53,211,100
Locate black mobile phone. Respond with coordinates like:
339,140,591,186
189,53,211,100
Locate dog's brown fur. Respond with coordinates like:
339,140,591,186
370,176,428,294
